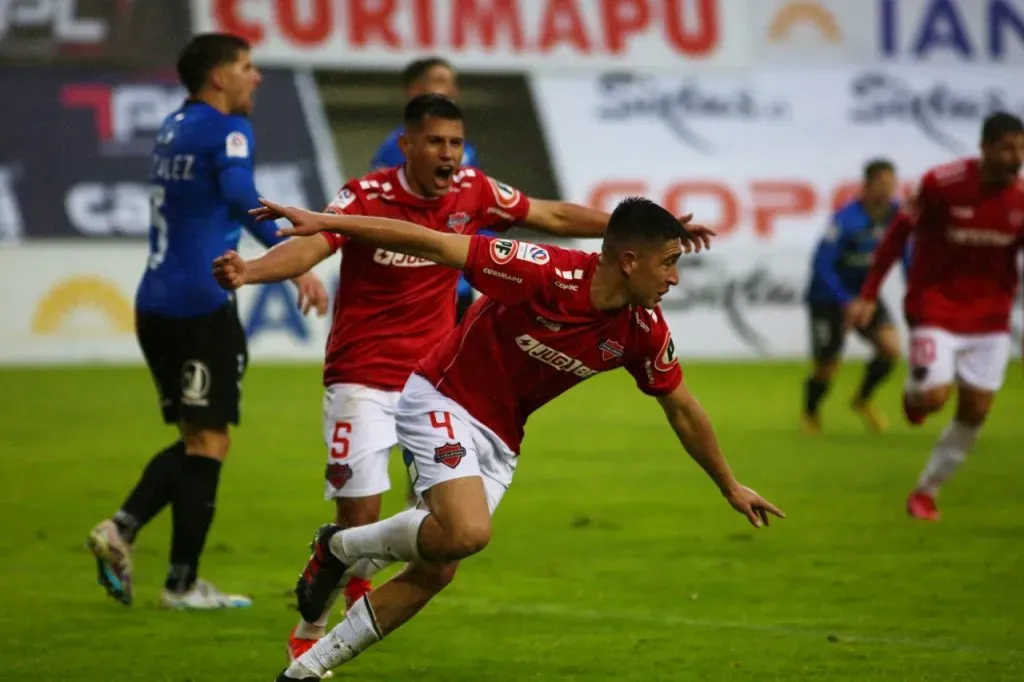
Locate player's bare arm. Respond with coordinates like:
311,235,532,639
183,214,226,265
252,198,471,270
656,381,785,528
847,209,917,329
525,199,715,252
213,236,332,315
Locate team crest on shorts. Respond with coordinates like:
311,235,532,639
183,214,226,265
325,463,353,489
599,339,625,361
433,442,467,469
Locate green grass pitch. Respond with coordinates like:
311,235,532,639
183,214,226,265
1,361,1022,680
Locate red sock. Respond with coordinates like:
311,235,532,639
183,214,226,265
343,577,372,605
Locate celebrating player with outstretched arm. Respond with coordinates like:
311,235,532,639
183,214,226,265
248,195,783,681
847,112,1024,521
213,93,714,666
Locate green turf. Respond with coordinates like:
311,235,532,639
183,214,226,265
1,361,1022,680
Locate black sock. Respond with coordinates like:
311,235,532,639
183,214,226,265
858,356,894,402
166,454,223,593
804,377,830,416
114,441,185,544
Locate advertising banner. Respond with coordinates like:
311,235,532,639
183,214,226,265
190,0,750,72
754,0,1024,67
0,67,339,243
531,66,1024,251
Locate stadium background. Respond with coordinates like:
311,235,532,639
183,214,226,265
1,1,1023,680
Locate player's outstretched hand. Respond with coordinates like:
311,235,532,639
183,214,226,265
844,296,876,331
212,250,247,290
293,272,330,316
677,213,716,253
248,198,325,237
724,484,785,528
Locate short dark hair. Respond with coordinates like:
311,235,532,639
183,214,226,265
602,196,689,255
176,33,250,95
863,158,895,183
402,57,454,89
403,94,463,129
982,112,1024,144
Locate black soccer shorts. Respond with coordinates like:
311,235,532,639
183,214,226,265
808,300,892,363
136,302,249,428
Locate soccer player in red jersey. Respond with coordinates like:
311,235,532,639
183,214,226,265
847,112,1024,521
213,94,712,663
250,196,783,681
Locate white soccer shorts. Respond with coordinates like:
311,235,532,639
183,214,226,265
906,327,1013,393
322,383,401,500
396,374,517,515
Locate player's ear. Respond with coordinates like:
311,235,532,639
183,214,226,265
398,132,411,156
619,248,640,277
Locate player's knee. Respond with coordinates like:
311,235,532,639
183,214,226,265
182,424,230,460
444,519,491,559
334,496,383,528
813,359,839,382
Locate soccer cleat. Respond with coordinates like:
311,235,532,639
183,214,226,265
159,578,253,610
902,392,928,426
86,519,134,606
851,399,889,432
276,666,321,681
295,524,350,623
907,491,941,521
800,413,822,434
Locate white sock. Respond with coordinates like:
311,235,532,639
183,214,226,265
917,421,979,496
289,596,383,677
350,557,392,581
329,509,428,565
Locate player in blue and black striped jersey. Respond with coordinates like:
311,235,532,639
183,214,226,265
803,159,907,434
86,33,328,610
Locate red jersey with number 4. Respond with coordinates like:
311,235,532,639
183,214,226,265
319,167,530,390
863,158,1024,333
416,236,683,453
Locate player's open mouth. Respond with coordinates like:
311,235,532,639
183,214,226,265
433,166,454,187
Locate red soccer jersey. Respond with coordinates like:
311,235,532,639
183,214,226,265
416,236,683,453
863,158,1024,333
319,167,531,390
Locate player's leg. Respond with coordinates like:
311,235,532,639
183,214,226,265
903,327,956,425
803,303,845,432
87,312,185,606
851,303,900,432
289,385,397,660
161,304,251,609
908,332,1010,520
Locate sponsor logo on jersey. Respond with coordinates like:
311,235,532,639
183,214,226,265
433,442,467,469
516,242,549,264
325,463,353,489
447,211,471,233
225,131,249,159
946,227,1017,247
654,335,677,372
634,310,651,333
488,177,522,209
535,316,562,332
373,249,434,268
482,267,523,284
516,334,598,379
599,339,625,361
489,238,517,264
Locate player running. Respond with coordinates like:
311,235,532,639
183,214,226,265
802,159,904,433
213,93,713,663
847,112,1024,521
247,195,783,681
86,33,329,609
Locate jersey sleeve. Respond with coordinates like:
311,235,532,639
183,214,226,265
625,310,683,397
320,182,368,252
463,235,555,304
810,214,854,304
468,170,531,233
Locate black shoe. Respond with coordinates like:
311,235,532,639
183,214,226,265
295,523,349,623
276,669,320,681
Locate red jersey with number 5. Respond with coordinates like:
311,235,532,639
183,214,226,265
866,158,1024,333
415,236,683,453
318,167,530,390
